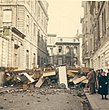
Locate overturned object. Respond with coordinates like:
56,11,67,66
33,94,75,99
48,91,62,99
73,76,87,84
58,66,68,89
43,70,56,77
22,73,35,83
81,79,88,83
35,76,45,88
67,69,79,77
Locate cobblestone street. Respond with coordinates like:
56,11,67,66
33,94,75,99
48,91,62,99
0,88,83,110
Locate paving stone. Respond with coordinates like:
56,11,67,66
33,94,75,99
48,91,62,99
0,106,3,109
9,100,13,103
37,100,41,102
27,102,30,105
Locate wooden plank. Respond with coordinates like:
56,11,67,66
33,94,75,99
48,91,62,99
43,70,56,77
67,71,75,77
81,79,88,83
68,70,79,73
73,76,87,84
68,75,78,82
23,73,35,83
58,66,68,88
31,72,41,79
35,76,45,88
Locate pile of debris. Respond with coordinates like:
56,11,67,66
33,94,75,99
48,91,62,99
0,66,90,92
0,66,58,90
67,67,89,88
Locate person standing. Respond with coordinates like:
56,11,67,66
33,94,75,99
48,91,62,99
99,72,108,100
87,68,95,94
97,69,102,93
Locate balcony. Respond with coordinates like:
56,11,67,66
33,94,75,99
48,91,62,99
11,27,25,39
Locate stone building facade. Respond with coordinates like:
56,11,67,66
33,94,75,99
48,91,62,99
47,34,57,65
0,0,49,69
47,34,80,67
81,1,109,71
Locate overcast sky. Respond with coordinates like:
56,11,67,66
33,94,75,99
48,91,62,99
46,0,83,37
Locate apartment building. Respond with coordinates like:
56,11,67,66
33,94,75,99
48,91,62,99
81,1,109,71
47,34,80,67
0,0,49,69
47,34,57,65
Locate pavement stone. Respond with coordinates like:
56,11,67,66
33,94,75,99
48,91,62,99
86,93,109,110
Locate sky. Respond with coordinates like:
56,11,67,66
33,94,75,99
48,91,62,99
46,0,83,37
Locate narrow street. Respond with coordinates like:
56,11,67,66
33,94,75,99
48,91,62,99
0,1,109,110
0,88,84,110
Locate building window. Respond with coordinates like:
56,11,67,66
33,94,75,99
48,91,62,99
98,2,100,10
74,47,77,54
3,9,12,23
50,48,53,56
44,17,46,30
66,46,70,55
41,35,43,47
14,43,20,67
14,47,17,67
98,19,100,42
14,53,18,67
102,9,106,36
58,46,62,53
104,9,106,34
60,38,63,42
41,12,43,25
86,41,88,52
26,50,29,69
37,29,40,45
90,38,92,52
73,39,76,42
38,6,40,20
33,53,36,67
38,56,40,66
41,57,43,66
27,15,29,33
45,39,47,49
58,57,63,65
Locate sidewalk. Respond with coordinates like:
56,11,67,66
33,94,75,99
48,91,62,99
86,93,109,110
